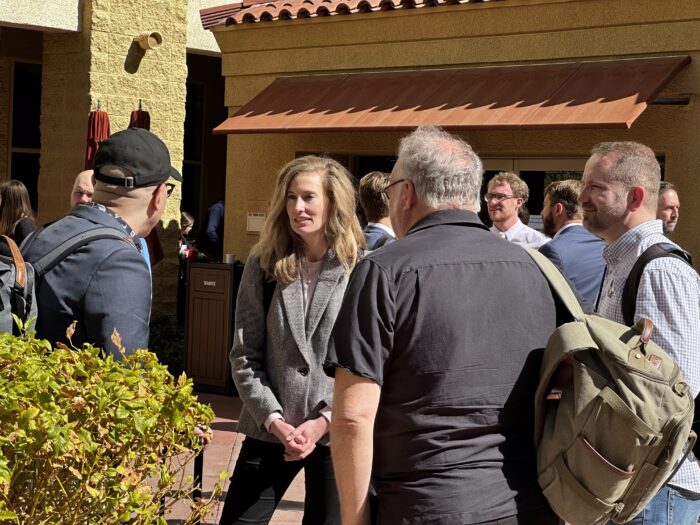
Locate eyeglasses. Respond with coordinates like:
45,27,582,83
382,178,406,197
165,183,176,198
483,192,518,203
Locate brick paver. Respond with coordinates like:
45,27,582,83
164,392,304,525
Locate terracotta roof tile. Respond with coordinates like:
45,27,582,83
201,0,503,28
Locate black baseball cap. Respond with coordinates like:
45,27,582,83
93,128,182,188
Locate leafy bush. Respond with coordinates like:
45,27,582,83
0,323,220,524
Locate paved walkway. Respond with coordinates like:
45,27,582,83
164,392,304,525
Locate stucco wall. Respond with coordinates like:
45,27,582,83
39,0,188,316
0,0,80,32
213,0,700,259
187,0,225,55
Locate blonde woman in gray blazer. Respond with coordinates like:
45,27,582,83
219,156,365,525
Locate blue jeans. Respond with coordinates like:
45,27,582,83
219,437,340,525
625,485,700,525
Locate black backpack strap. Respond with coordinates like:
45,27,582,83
620,243,700,458
594,265,608,314
31,227,135,279
621,242,693,326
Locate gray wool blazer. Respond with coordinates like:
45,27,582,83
230,253,351,445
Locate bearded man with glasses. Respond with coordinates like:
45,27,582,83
486,171,549,249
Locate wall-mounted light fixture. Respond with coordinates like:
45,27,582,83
134,31,163,51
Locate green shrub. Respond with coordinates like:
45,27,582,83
0,322,221,524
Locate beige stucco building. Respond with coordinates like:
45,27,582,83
1,0,230,315
204,0,700,261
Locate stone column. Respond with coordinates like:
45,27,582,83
39,0,187,317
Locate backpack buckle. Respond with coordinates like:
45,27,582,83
673,381,689,397
614,502,625,516
10,283,28,332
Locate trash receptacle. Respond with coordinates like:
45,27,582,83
185,261,243,395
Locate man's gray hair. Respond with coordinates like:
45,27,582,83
397,126,483,210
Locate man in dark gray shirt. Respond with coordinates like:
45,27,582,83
326,126,561,525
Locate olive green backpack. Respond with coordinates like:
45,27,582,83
527,249,696,525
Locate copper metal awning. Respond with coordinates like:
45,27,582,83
214,56,690,134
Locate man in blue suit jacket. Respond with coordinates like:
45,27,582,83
539,179,606,305
24,128,179,358
359,171,396,250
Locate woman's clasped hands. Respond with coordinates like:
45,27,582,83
268,417,330,461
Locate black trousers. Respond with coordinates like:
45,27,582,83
219,437,341,525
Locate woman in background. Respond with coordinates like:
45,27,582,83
179,211,196,259
219,156,365,525
0,180,36,246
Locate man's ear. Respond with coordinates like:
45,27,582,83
402,180,416,211
554,202,565,217
151,184,166,212
627,186,646,212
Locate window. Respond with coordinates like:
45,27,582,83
9,61,41,211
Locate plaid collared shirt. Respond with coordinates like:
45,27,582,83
597,220,700,494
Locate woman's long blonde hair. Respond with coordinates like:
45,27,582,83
253,156,366,284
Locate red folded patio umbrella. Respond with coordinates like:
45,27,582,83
85,104,110,170
129,99,151,130
129,99,164,267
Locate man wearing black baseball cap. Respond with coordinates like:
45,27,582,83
93,127,182,189
23,128,180,358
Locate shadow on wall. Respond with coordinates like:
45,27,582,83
149,217,185,376
151,217,182,317
124,42,146,74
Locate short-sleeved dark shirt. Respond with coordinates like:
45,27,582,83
326,209,562,524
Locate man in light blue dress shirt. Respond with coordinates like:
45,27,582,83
487,171,549,249
580,141,700,525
